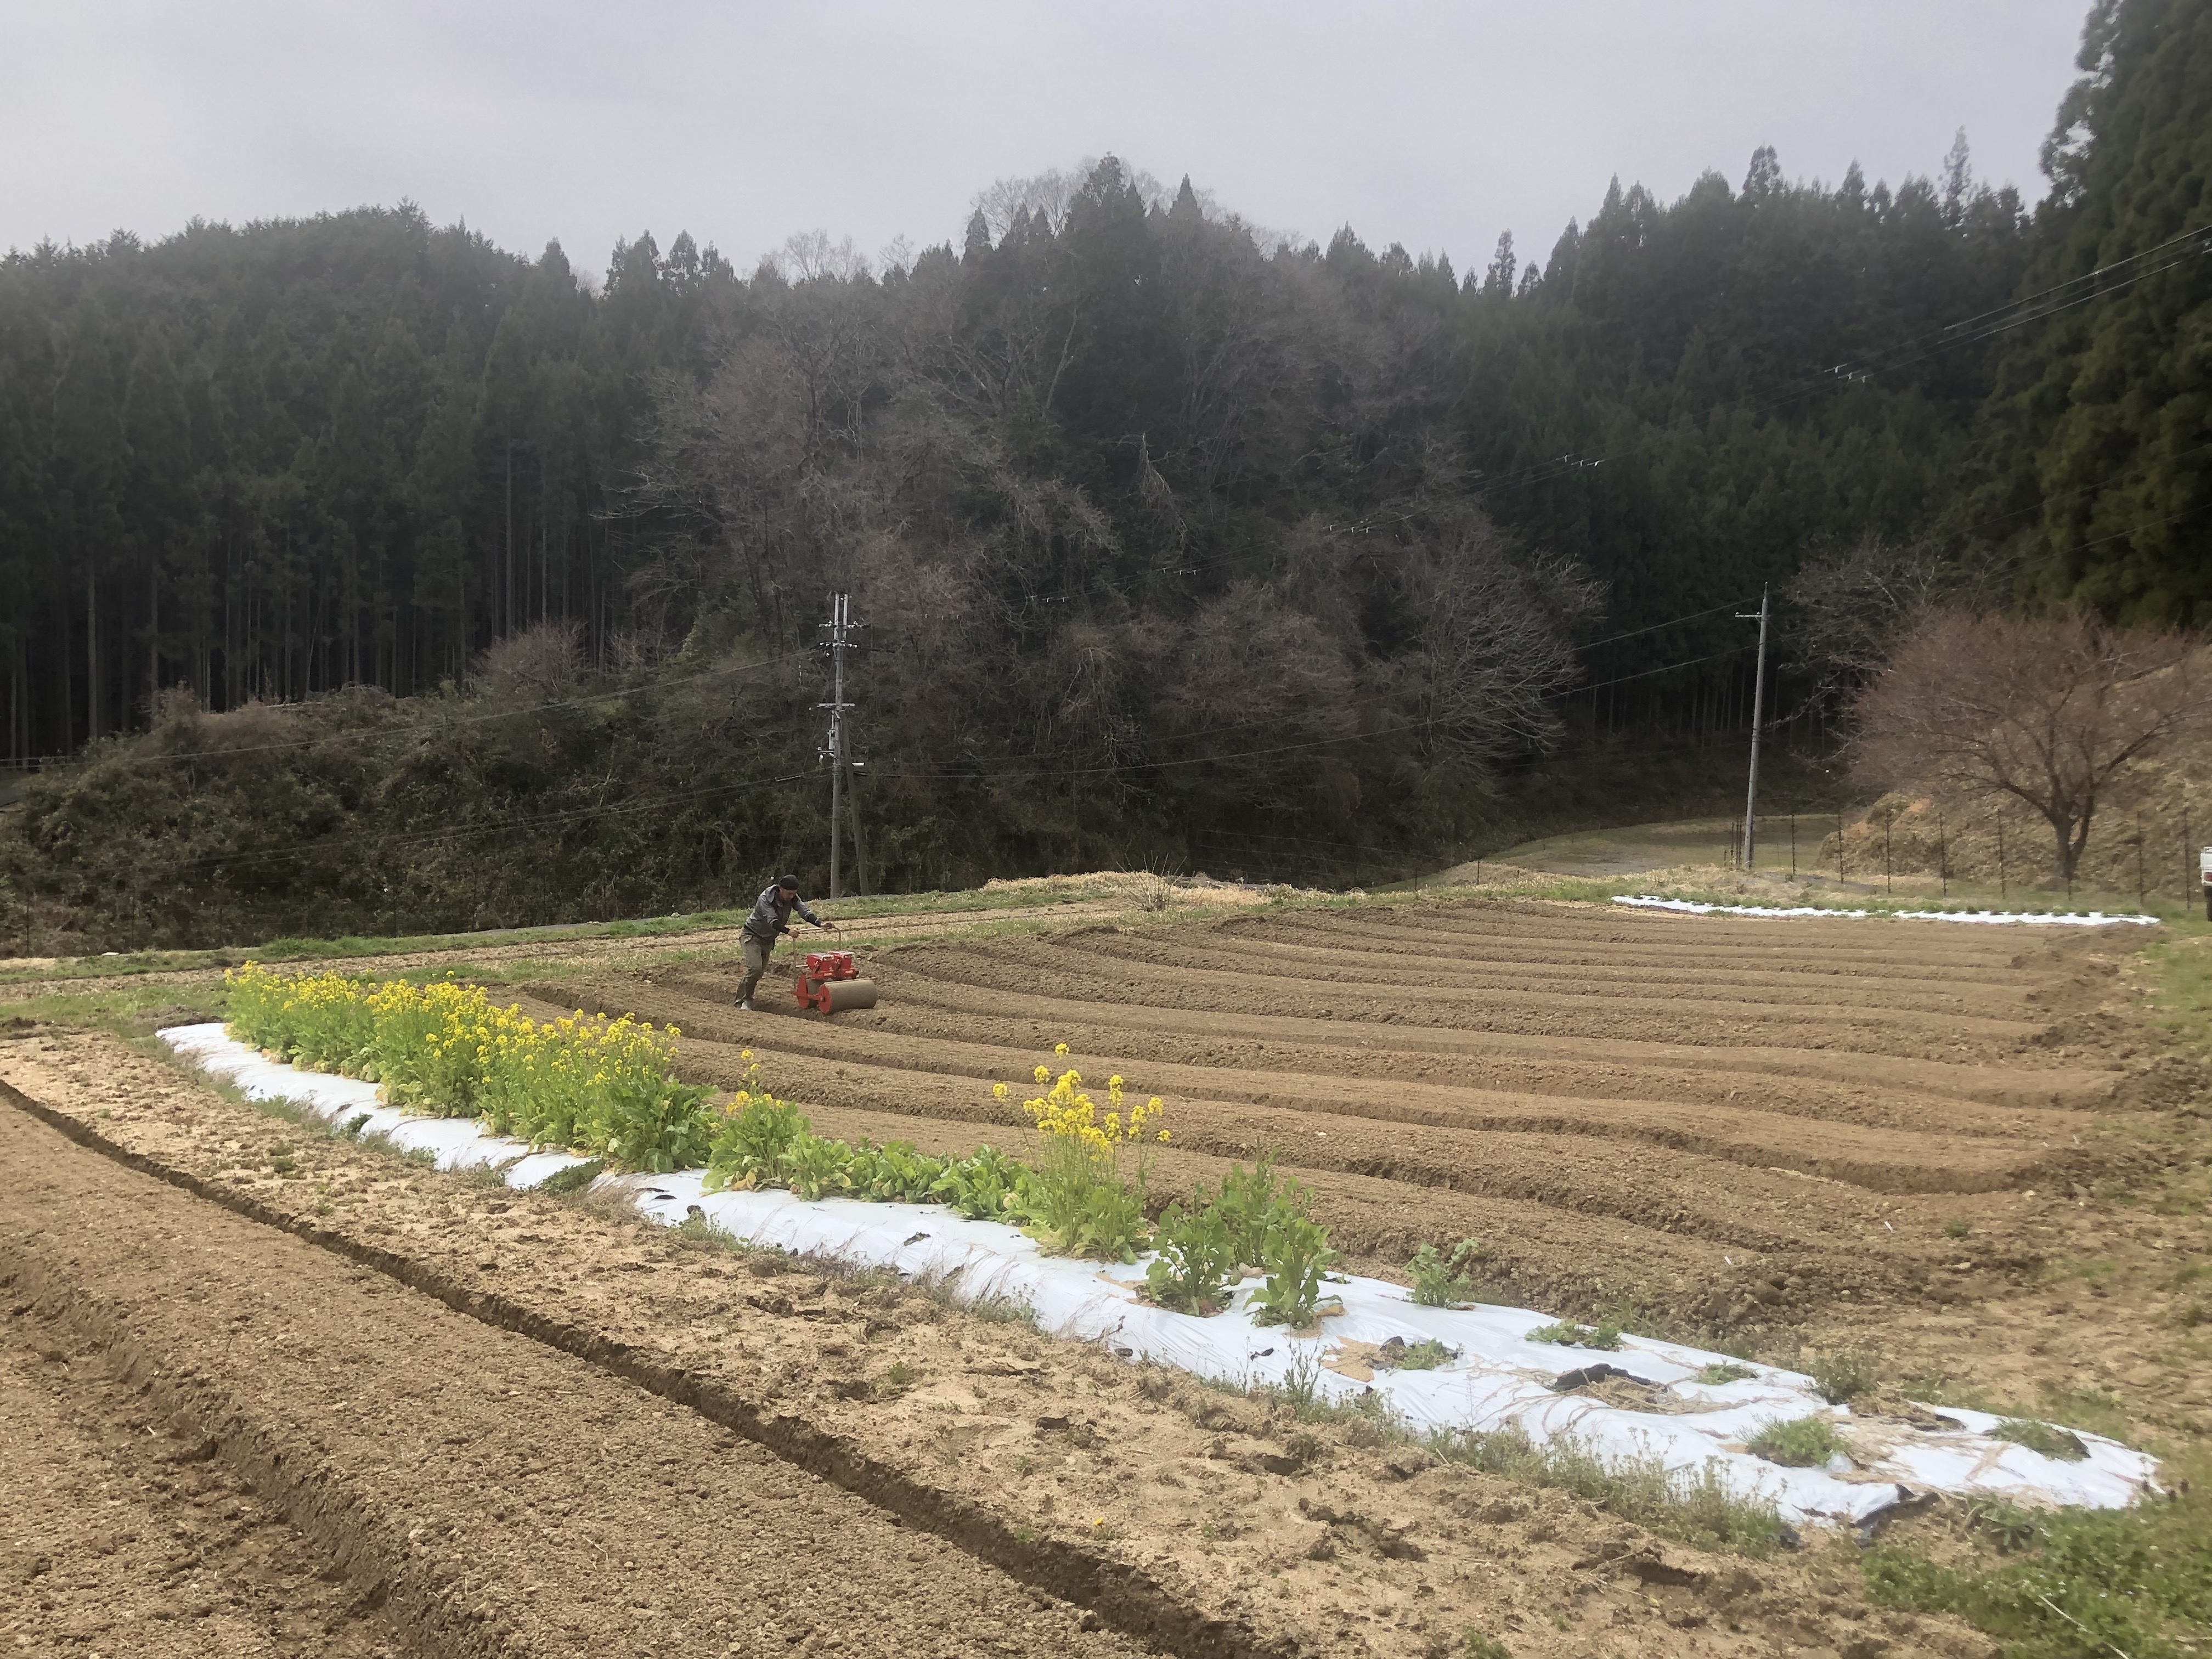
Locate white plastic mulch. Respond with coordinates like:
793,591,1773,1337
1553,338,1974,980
1613,895,2161,927
161,1022,2159,1530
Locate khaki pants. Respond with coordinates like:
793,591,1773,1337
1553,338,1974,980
735,932,775,1004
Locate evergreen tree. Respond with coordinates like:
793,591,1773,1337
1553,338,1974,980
1976,0,2212,622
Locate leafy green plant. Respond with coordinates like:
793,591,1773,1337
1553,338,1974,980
782,1132,856,1201
1378,1337,1455,1370
592,1070,716,1175
1746,1415,1844,1468
1462,1632,1510,1659
1945,1218,1972,1239
1409,1237,1488,1307
1989,1418,2089,1462
847,1139,945,1202
1144,1200,1241,1314
704,1091,809,1192
1249,1205,1336,1327
1526,1320,1623,1350
1003,1054,1161,1261
1215,1154,1289,1267
929,1145,1020,1219
1012,1162,1149,1261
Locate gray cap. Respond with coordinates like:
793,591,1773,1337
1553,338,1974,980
776,874,800,890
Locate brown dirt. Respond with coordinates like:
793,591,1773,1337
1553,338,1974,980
494,898,2204,1370
0,1058,1152,1659
2,1296,400,1659
7,890,2209,1658
2,1026,2001,1659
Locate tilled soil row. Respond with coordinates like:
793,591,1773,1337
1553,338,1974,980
565,963,2098,1121
844,957,2113,1108
0,1026,1993,1659
876,941,2028,1062
1284,901,2062,971
0,1082,1179,1659
1073,926,2039,1018
582,977,2097,1194
1,1296,399,1659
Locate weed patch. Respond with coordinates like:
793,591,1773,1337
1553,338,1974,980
1867,1449,2212,1659
1746,1415,1844,1468
1988,1419,2090,1462
1429,1424,1791,1556
1526,1320,1622,1351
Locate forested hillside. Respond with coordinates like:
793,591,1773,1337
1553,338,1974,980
0,0,2204,945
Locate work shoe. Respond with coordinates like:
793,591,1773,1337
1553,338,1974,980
735,998,754,1012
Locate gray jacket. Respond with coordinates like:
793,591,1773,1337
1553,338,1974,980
742,883,821,942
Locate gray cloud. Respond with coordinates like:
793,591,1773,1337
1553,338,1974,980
4,1,2089,276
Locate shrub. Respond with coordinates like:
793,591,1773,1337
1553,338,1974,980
1747,1414,1844,1467
1526,1320,1623,1350
1409,1238,1488,1307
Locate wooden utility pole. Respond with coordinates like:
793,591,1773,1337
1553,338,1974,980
1738,587,1770,870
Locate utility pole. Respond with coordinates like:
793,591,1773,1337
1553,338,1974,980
1737,586,1770,870
816,594,865,899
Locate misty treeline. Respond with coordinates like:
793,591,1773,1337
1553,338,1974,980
1,0,2205,945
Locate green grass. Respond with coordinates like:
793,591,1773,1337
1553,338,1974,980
1379,1338,1456,1370
1525,1319,1623,1350
537,1157,608,1195
1696,1362,1759,1385
1429,1424,1792,1556
1989,1419,2090,1462
1866,1447,2212,1659
1804,1347,1881,1404
0,979,224,1031
1905,1376,2135,1446
1745,1415,1844,1467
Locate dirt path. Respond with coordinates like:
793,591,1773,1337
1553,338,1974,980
0,1098,1144,1659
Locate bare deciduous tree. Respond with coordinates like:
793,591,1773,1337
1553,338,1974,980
1851,611,2210,882
1787,533,2018,709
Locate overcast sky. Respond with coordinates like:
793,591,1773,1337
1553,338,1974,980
5,1,2091,281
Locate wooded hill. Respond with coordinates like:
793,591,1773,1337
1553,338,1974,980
0,0,2204,944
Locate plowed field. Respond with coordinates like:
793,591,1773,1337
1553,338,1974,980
507,897,2150,1338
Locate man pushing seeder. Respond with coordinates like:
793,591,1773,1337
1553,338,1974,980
732,874,877,1014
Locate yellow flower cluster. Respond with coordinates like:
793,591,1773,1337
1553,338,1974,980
1016,1064,1169,1150
222,962,710,1172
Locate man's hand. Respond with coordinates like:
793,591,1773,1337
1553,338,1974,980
818,919,839,932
